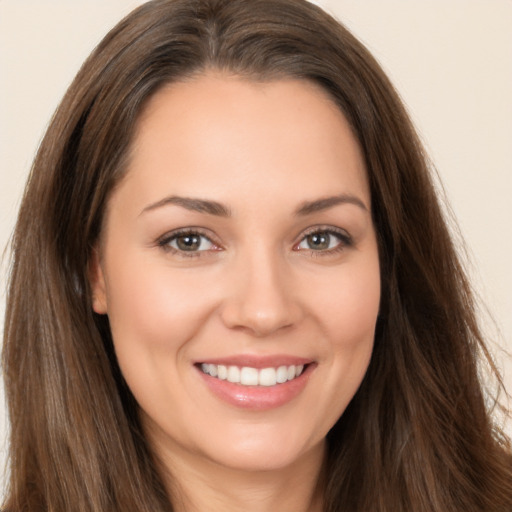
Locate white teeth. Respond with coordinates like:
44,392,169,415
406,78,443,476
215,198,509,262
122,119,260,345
259,367,277,386
217,365,228,380
201,363,306,386
276,365,288,383
240,367,259,386
227,366,240,383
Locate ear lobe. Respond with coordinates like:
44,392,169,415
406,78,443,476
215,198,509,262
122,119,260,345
89,246,108,314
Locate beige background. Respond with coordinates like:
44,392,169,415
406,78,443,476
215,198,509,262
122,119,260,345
1,0,511,491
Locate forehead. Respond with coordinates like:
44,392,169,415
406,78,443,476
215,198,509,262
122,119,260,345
118,72,369,213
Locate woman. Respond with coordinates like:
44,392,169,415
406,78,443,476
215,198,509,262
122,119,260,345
2,0,511,510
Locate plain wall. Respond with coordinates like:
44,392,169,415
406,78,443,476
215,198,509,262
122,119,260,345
1,0,511,492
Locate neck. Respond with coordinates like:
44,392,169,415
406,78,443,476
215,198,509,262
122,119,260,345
157,440,326,512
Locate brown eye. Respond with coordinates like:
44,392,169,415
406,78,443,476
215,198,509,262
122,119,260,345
176,234,201,251
167,232,214,252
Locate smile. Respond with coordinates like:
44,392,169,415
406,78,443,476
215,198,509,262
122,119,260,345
200,363,305,387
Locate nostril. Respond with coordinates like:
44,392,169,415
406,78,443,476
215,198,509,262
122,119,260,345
220,300,300,337
217,263,303,336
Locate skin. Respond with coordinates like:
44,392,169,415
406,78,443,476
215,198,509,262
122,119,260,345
91,72,381,512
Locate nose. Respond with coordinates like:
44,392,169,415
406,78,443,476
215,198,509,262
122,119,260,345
219,249,302,337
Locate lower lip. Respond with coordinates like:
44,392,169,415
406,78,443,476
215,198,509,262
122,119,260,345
197,364,315,410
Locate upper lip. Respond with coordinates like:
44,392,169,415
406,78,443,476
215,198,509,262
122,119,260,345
196,354,314,369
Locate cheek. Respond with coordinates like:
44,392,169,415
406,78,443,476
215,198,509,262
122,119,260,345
311,254,380,396
310,258,380,348
101,257,222,422
332,270,379,379
280,255,380,444
103,257,217,361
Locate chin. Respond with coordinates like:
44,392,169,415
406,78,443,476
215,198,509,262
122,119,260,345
195,424,327,474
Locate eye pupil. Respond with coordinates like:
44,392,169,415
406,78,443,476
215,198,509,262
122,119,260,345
177,234,201,251
307,233,330,250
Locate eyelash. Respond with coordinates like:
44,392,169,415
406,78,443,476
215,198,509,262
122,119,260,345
157,228,220,258
157,226,353,258
295,226,353,256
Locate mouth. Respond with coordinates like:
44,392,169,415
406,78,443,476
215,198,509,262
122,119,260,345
198,363,307,387
195,357,315,410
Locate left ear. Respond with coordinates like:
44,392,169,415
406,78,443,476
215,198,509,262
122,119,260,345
89,246,108,314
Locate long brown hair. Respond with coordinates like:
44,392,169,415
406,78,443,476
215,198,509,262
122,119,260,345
3,0,511,510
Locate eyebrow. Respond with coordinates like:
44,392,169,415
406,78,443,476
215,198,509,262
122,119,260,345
140,193,367,218
295,194,368,215
140,196,231,217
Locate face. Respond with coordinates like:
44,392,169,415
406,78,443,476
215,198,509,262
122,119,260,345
91,73,380,474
